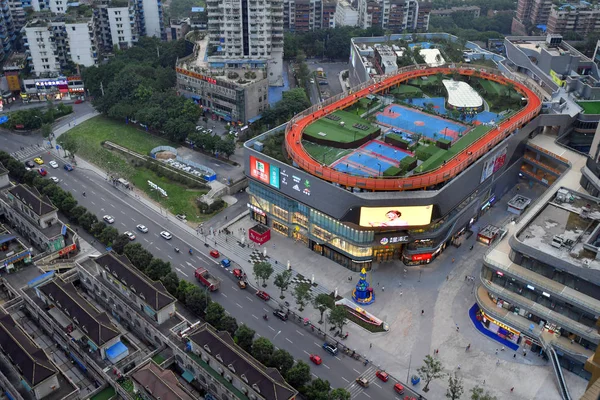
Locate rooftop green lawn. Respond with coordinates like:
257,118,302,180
303,110,378,143
578,101,600,114
415,125,492,173
90,387,116,400
302,141,353,165
391,85,423,95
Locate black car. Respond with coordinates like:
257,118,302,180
322,342,338,356
25,160,35,168
273,309,288,321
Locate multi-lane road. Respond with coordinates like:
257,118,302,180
1,130,420,400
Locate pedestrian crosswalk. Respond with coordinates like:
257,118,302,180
10,144,44,161
346,366,377,398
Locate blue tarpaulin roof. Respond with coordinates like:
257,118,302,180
0,234,16,245
106,341,129,363
536,24,547,32
217,46,223,52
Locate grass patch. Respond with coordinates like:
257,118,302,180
90,387,116,400
391,85,423,99
304,110,378,143
130,168,210,223
152,353,166,365
577,101,600,114
62,116,213,223
118,378,134,395
302,141,352,165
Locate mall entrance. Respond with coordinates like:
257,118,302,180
373,245,402,262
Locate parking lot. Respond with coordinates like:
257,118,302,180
308,61,350,98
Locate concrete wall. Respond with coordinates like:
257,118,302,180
156,303,176,325
108,7,134,48
65,23,96,68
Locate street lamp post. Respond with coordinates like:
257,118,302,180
377,163,382,177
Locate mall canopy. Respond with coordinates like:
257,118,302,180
106,341,129,364
181,370,194,383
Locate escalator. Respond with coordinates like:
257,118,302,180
547,344,571,400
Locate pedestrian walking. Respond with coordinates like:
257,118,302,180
495,349,498,355
513,353,517,358
382,286,385,292
456,326,459,332
399,291,403,296
466,344,471,351
421,310,424,316
452,258,455,263
496,359,500,366
370,343,372,349
465,275,468,281
523,351,527,357
435,349,439,355
483,380,485,385
457,364,461,370
510,387,514,393
501,346,505,351
446,275,449,281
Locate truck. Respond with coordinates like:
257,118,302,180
195,267,220,291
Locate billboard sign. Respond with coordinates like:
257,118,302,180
480,147,507,183
250,156,280,189
359,205,433,228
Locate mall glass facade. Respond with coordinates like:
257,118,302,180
249,180,375,271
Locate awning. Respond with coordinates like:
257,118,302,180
181,370,194,383
223,115,232,122
0,234,16,245
248,114,262,124
59,88,68,93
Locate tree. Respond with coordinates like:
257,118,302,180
218,315,239,336
146,258,172,280
90,221,105,237
304,378,331,400
58,135,79,159
274,270,292,298
251,337,274,365
293,282,312,311
286,360,311,390
253,261,274,287
99,226,119,246
417,354,444,392
123,243,153,272
327,306,348,334
185,286,211,316
446,372,464,400
41,123,53,138
329,388,352,400
112,234,131,255
234,324,256,353
69,205,87,222
313,294,334,323
470,386,497,400
268,349,295,375
161,271,179,297
205,302,226,326
78,212,97,231
176,280,195,302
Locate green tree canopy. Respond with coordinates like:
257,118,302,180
251,337,274,365
417,354,445,392
234,324,256,352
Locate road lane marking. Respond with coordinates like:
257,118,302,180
167,256,173,260
303,350,310,355
110,204,115,208
364,393,371,398
373,382,382,388
120,223,126,227
312,373,318,378
353,369,360,374
91,191,96,195
90,201,96,205
253,315,259,320
295,330,304,336
120,210,125,214
285,338,293,344
143,238,148,242
335,356,342,361
155,246,161,251
221,293,227,298
341,377,349,383
323,364,330,369
245,296,254,302
175,268,188,277
231,287,238,291
131,218,135,221
269,326,275,331
314,342,321,347
100,197,106,201
236,303,243,308
263,308,269,313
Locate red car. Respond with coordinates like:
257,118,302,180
376,370,389,382
394,383,405,394
209,249,220,258
256,290,270,301
38,168,47,176
233,269,244,279
309,354,322,365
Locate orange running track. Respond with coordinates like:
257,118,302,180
284,67,542,191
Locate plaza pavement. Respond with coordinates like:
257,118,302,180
44,115,589,399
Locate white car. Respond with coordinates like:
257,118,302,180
50,177,59,183
49,160,59,169
310,78,315,84
103,215,115,224
160,231,172,240
124,231,136,241
136,224,148,233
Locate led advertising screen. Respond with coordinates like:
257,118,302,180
249,156,270,185
359,205,433,228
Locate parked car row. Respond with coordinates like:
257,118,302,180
163,159,206,178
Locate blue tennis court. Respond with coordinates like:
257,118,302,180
377,104,466,141
331,140,412,177
361,141,409,163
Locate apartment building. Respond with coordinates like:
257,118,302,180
177,35,269,123
283,0,337,31
206,0,284,86
335,0,359,27
547,2,600,37
356,0,430,32
0,309,61,399
92,252,177,325
0,225,33,273
132,0,164,39
431,5,481,19
512,0,552,35
0,0,17,63
23,17,98,76
130,360,195,400
0,184,68,253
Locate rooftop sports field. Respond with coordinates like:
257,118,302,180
303,110,379,143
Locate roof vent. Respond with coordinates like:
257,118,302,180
203,344,211,353
216,354,223,363
241,374,248,383
252,383,261,393
227,363,235,373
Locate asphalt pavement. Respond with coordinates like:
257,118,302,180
0,133,418,399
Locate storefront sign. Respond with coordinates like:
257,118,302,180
481,311,520,335
549,69,566,87
411,253,432,261
6,74,20,92
58,243,77,256
247,203,265,216
176,67,217,85
376,234,409,245
249,156,270,184
359,205,433,228
36,79,67,87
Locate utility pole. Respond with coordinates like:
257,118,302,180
406,354,412,383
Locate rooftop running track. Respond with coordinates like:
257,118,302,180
284,66,542,191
